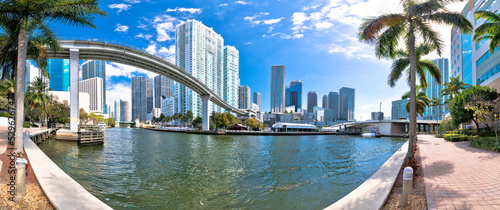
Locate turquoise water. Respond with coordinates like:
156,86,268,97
38,128,405,209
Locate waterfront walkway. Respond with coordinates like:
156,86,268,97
419,135,500,209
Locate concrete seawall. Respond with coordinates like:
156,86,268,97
325,141,408,209
24,131,112,210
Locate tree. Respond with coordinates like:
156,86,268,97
358,0,472,159
225,112,242,125
214,112,230,129
88,112,99,125
104,118,116,127
79,108,90,125
448,85,498,134
25,77,49,116
245,117,262,130
192,116,203,129
186,111,194,123
464,95,500,142
429,96,444,123
387,44,442,89
0,0,106,154
441,76,471,103
474,10,500,53
402,85,430,117
45,95,69,124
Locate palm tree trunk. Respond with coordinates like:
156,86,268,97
408,21,416,159
15,28,28,155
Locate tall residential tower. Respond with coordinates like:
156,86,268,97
270,65,286,113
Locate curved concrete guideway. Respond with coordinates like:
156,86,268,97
47,40,246,130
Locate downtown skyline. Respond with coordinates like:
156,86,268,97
37,0,470,120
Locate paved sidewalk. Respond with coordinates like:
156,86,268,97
419,135,500,210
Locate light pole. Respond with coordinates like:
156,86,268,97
379,102,382,122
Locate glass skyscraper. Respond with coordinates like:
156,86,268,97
82,60,106,104
327,92,339,120
392,99,409,120
154,75,175,108
253,92,261,112
451,0,500,89
339,87,355,121
270,65,286,113
131,76,153,122
175,20,238,116
47,59,70,91
285,80,302,112
423,58,449,120
307,91,317,113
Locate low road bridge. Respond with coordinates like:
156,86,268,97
329,120,440,136
47,39,246,131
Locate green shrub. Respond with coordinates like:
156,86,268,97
436,134,444,138
23,122,31,128
443,134,469,142
470,137,500,152
1,112,13,118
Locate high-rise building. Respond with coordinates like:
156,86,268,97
131,76,153,122
285,80,302,112
161,97,175,117
154,75,175,108
25,60,49,93
322,95,328,109
47,59,70,91
452,0,500,89
176,20,234,117
270,65,286,113
392,99,409,120
371,112,384,120
224,46,240,111
238,85,251,109
123,101,130,122
307,91,318,113
423,58,450,120
82,60,106,106
103,104,109,115
253,92,261,112
339,87,355,121
114,100,121,122
327,92,339,120
79,77,103,112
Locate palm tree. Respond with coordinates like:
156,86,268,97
358,0,472,159
402,85,431,117
0,0,106,154
441,76,471,101
0,78,15,97
474,10,500,53
388,44,442,89
25,76,49,125
429,96,444,124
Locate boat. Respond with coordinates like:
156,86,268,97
361,131,381,137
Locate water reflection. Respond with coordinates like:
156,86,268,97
39,128,405,209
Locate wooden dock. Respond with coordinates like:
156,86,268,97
78,125,104,146
29,128,57,144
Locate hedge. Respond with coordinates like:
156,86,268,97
470,137,500,152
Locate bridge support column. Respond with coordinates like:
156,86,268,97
202,95,211,131
70,49,79,131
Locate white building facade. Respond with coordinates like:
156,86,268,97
79,77,103,113
224,45,240,111
161,97,175,117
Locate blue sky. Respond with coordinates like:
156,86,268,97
50,0,466,120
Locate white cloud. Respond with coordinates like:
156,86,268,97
292,12,308,25
293,34,304,39
124,0,140,3
106,83,131,106
263,17,284,25
328,42,373,59
135,33,153,40
150,14,179,42
235,1,247,5
106,62,157,80
243,42,252,45
166,7,202,14
114,24,129,32
219,3,228,7
108,3,131,14
263,32,302,40
315,21,332,29
145,43,157,55
158,45,176,63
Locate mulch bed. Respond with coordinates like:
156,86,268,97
382,141,427,210
0,147,54,209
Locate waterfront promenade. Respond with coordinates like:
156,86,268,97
419,135,500,209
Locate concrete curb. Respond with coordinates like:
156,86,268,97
24,133,112,210
325,141,409,210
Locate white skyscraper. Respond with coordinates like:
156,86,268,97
238,85,251,109
175,20,239,117
79,77,103,113
224,46,240,111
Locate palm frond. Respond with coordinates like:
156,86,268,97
420,59,442,84
358,14,406,43
389,58,410,87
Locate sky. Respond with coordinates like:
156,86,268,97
49,0,467,120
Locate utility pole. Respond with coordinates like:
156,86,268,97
379,102,382,122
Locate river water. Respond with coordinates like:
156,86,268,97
38,128,405,209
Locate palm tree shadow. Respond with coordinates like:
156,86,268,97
424,160,454,177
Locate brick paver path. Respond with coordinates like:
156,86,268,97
419,134,500,210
